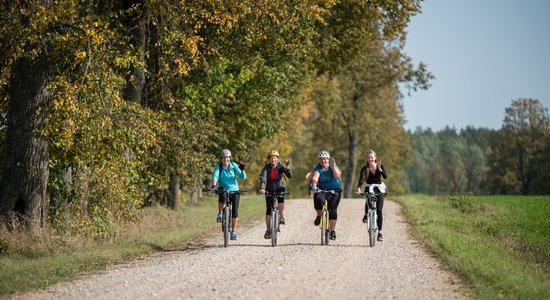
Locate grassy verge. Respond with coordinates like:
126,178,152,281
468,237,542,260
394,194,550,299
0,194,265,297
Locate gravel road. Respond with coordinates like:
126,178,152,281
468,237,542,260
12,198,468,300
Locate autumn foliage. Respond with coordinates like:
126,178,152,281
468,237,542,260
0,1,423,236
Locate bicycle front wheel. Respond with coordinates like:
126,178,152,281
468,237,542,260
322,210,330,245
223,205,230,247
368,209,377,247
271,210,279,247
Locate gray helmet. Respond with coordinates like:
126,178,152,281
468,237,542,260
220,149,232,158
319,150,330,158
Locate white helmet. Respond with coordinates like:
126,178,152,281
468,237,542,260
318,151,330,158
220,149,232,158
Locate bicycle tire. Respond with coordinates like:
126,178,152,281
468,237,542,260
223,204,230,247
325,215,330,246
368,209,377,247
271,209,278,247
320,209,326,245
323,209,330,245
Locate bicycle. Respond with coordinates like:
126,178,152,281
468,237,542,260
264,191,288,247
361,184,387,247
314,189,338,245
214,188,244,247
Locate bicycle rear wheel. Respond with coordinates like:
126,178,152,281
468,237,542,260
223,205,230,247
271,209,279,247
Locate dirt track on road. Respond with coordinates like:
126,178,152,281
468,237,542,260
12,198,468,300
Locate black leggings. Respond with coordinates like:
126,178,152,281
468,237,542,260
218,192,240,218
265,195,285,215
313,190,342,220
365,194,384,230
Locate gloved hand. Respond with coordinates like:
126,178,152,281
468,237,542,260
211,185,216,191
285,159,292,168
310,186,318,193
238,161,246,170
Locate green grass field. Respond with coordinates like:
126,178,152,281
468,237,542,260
394,194,550,299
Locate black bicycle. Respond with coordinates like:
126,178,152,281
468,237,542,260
214,188,244,247
361,184,387,247
264,191,288,247
314,189,338,245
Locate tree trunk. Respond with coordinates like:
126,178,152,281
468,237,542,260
344,131,359,198
168,175,180,209
188,187,200,205
0,53,51,229
122,14,146,103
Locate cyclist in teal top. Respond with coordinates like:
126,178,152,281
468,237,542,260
211,149,247,240
309,150,342,240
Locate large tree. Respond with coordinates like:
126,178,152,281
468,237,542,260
486,98,550,194
0,2,57,228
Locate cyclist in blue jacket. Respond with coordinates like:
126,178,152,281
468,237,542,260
259,149,292,239
211,149,247,240
309,150,342,240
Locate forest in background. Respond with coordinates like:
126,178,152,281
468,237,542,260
402,99,549,196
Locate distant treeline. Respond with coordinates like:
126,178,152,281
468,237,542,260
404,98,550,195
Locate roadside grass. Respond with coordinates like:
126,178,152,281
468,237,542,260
0,194,265,297
394,194,550,299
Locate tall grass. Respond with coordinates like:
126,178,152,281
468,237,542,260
0,194,265,297
395,194,550,299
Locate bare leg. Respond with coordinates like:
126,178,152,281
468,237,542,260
330,219,336,231
265,215,270,229
279,203,285,217
232,218,238,231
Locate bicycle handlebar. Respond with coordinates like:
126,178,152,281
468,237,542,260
264,191,290,196
212,189,247,195
314,189,339,194
357,192,387,196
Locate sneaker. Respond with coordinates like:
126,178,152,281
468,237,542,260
279,216,286,225
314,216,321,226
330,230,336,240
231,231,237,240
264,229,272,239
377,233,383,241
216,213,222,222
362,214,368,223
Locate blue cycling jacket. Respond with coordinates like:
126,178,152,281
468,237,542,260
212,162,246,192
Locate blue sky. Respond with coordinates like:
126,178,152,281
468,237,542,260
402,0,550,131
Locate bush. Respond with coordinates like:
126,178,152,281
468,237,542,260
446,193,479,213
